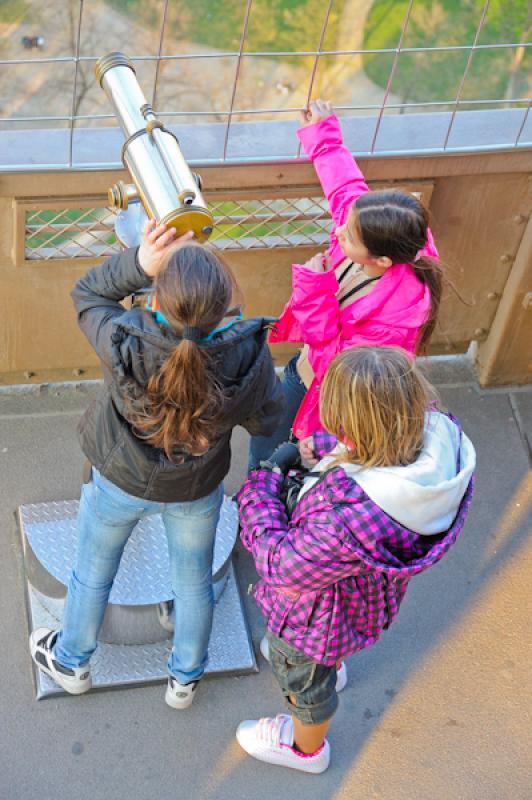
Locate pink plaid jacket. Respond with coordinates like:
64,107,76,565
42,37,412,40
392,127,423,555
237,429,473,666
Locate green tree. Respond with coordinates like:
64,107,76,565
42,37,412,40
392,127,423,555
363,0,530,105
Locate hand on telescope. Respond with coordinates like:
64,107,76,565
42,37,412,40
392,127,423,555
138,219,194,278
299,99,334,127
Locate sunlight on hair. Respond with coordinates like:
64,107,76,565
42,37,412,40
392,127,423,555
321,347,438,468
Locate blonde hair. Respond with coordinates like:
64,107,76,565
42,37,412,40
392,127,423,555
320,347,438,468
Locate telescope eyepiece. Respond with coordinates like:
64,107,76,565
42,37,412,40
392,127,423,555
95,52,135,86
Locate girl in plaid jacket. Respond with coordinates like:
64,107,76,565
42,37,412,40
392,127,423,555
236,346,475,774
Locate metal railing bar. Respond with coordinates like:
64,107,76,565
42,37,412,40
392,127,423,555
1,136,531,174
1,97,530,125
370,0,414,154
222,0,253,161
68,0,84,168
297,0,333,158
514,99,531,145
152,0,169,109
1,42,529,67
443,1,490,150
26,223,116,235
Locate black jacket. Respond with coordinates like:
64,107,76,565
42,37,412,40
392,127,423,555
71,247,285,502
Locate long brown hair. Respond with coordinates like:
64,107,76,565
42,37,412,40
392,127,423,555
349,190,443,353
131,243,236,457
321,346,438,468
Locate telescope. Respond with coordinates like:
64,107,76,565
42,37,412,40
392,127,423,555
95,52,214,245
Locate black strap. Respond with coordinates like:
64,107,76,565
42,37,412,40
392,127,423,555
338,276,380,306
337,261,354,284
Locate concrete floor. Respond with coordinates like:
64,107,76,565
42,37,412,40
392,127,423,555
0,357,530,800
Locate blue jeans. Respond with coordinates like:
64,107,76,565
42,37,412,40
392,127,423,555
54,468,223,685
248,355,307,470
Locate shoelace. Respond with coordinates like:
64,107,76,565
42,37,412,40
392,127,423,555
256,715,292,748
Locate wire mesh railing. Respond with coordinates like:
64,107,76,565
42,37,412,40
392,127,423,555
24,196,333,259
1,0,530,169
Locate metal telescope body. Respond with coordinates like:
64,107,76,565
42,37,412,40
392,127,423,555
95,52,214,244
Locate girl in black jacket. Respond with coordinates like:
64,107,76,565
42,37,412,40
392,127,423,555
30,222,284,708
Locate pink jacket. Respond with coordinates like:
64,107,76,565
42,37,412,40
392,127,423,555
269,115,439,439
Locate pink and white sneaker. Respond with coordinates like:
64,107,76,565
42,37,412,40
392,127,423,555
236,714,330,774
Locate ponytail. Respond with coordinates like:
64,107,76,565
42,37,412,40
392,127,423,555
134,338,225,457
412,255,443,354
128,242,236,458
352,190,443,354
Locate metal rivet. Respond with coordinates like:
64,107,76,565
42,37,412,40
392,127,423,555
474,328,487,337
522,292,532,311
513,214,527,224
487,292,499,300
499,254,513,263
23,370,35,379
72,368,85,376
201,225,213,235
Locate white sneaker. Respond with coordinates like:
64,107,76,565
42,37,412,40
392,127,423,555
157,600,175,633
236,714,330,774
259,636,347,692
165,676,200,709
29,628,92,695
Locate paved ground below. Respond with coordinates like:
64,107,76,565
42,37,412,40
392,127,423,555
0,355,530,800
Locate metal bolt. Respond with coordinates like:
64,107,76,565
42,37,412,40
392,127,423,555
499,254,513,263
474,328,487,338
523,292,532,311
487,292,499,300
23,370,35,379
72,368,85,376
513,214,527,224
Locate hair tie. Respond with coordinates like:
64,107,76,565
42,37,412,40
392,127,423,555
182,326,204,343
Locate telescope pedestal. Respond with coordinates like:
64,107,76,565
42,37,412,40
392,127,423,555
18,498,256,699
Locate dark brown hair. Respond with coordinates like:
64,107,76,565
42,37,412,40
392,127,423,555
321,346,438,468
131,243,236,457
349,190,443,353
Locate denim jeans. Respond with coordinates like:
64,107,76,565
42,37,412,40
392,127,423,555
266,632,338,724
248,355,307,470
54,468,223,685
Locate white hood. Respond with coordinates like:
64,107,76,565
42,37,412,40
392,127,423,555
300,412,476,535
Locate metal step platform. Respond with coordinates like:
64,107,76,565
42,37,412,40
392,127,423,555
18,497,257,699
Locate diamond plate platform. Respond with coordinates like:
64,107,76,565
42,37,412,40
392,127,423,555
17,496,257,698
26,564,256,699
19,497,238,604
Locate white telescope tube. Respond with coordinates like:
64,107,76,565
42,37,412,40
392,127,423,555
95,52,214,241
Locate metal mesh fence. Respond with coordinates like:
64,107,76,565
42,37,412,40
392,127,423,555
1,0,530,168
24,196,332,258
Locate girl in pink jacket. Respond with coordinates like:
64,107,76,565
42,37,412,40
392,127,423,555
250,99,442,468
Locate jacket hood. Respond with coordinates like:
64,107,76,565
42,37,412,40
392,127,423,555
110,308,276,428
302,412,476,536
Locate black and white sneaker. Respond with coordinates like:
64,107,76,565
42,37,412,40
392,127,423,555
29,628,92,695
165,676,200,709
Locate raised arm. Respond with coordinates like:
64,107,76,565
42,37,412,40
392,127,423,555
298,101,370,229
71,247,151,369
71,222,192,368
